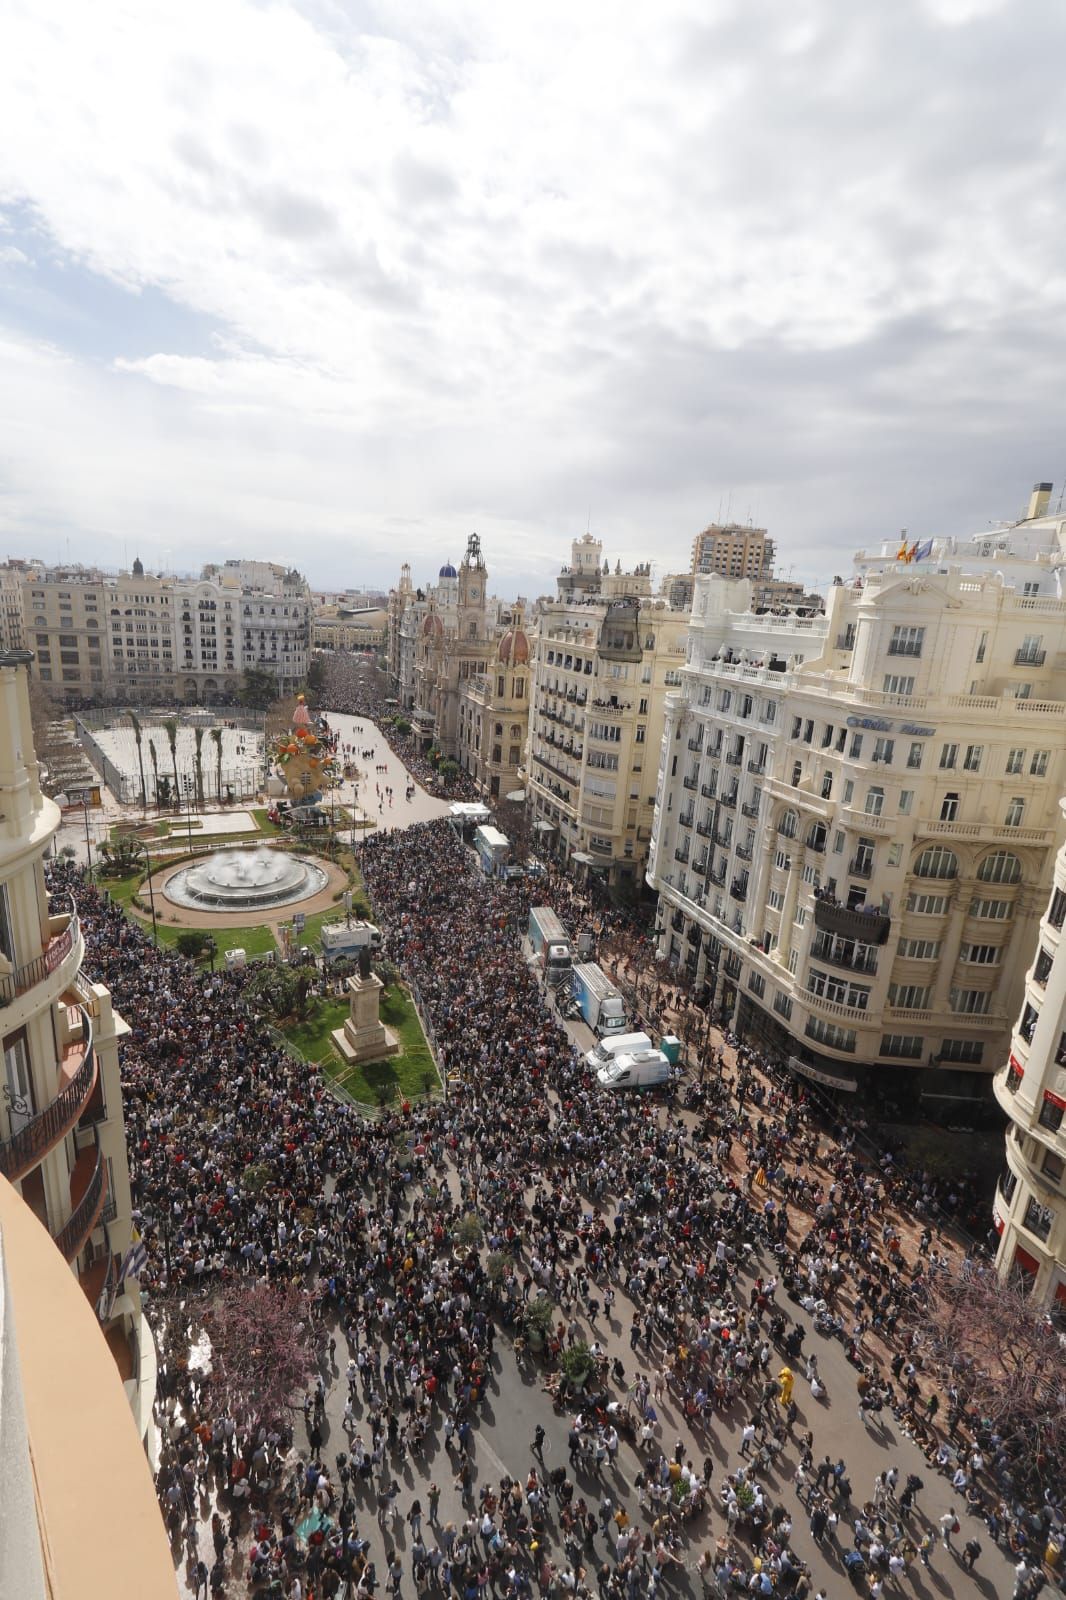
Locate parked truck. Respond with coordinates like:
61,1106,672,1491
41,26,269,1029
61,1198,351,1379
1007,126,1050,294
570,962,628,1035
320,920,382,964
473,824,511,876
527,906,573,986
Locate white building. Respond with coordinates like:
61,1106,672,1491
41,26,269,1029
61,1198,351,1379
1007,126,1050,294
0,649,154,1439
648,549,1066,1115
993,803,1066,1316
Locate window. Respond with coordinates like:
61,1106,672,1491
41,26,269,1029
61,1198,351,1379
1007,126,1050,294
882,674,915,696
1005,797,1025,828
960,943,1001,965
906,741,923,770
963,744,982,772
1038,1095,1065,1134
804,1016,857,1053
1033,948,1054,987
939,1039,985,1064
949,988,992,1015
898,937,941,959
978,851,1022,884
888,624,924,657
807,969,870,1010
880,1035,923,1059
849,733,863,759
888,983,930,1010
870,737,893,765
966,902,1011,930
865,787,885,817
1005,1058,1024,1093
913,846,958,879
748,971,765,999
1041,1148,1064,1186
975,630,987,664
899,789,913,816
940,792,959,822
1023,1197,1053,1242
939,743,958,770
1005,748,1025,775
1016,634,1044,665
1014,683,1032,700
907,892,949,915
773,992,793,1021
1048,887,1066,930
842,778,854,804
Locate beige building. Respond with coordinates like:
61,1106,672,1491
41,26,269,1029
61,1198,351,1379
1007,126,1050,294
993,803,1066,1315
313,606,387,652
527,553,689,888
0,649,154,1440
3,556,312,705
457,613,531,801
0,1175,174,1599
649,551,1066,1114
411,535,499,756
691,522,775,581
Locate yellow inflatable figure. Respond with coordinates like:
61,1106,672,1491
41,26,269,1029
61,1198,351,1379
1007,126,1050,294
778,1365,794,1407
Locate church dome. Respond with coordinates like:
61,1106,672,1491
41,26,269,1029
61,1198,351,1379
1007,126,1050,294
498,627,530,666
439,562,457,579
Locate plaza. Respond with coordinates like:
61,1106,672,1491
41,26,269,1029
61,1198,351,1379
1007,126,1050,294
79,715,265,807
54,694,1048,1600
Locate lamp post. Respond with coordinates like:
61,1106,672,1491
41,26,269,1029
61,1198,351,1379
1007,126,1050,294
82,799,94,879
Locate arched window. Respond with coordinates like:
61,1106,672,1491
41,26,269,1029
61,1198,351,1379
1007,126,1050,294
913,846,958,879
977,851,1022,885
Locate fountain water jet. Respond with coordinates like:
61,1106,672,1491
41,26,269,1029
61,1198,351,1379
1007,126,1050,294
164,846,328,912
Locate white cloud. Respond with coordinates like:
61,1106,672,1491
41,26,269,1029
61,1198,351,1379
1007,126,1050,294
0,0,1065,592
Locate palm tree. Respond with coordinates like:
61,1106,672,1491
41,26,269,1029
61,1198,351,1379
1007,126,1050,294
163,717,181,811
129,710,147,813
211,728,224,803
148,737,160,809
193,727,205,809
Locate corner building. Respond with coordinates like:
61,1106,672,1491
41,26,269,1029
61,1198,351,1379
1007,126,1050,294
0,650,154,1439
648,566,1066,1114
993,808,1066,1314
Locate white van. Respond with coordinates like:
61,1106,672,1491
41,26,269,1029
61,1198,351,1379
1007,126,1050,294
586,1031,653,1070
596,1049,671,1091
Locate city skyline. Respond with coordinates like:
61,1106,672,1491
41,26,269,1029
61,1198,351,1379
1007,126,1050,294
2,1,1066,595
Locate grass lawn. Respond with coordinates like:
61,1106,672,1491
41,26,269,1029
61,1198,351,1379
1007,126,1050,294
252,808,285,835
318,982,439,1105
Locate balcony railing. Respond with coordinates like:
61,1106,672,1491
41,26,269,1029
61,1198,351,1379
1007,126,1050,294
747,759,766,775
848,857,874,879
1015,649,1046,667
55,1139,106,1264
0,904,80,1006
810,937,879,975
814,897,891,945
0,1008,95,1183
701,782,716,799
741,800,761,819
683,776,698,791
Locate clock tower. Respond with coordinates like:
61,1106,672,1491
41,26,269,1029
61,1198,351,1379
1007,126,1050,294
458,531,488,634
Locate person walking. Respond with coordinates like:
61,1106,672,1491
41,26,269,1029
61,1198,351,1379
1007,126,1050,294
939,1508,958,1550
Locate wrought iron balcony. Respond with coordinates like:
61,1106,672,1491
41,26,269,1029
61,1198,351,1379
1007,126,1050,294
0,1008,95,1183
813,897,891,945
55,1138,106,1264
0,902,80,1006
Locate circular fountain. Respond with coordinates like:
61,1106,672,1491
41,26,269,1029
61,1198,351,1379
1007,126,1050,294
164,846,329,912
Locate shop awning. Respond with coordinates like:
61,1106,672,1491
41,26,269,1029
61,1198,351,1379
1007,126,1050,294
505,789,527,803
571,851,594,864
787,1055,859,1094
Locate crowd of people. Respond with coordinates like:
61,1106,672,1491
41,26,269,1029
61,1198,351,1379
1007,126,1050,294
48,688,1061,1599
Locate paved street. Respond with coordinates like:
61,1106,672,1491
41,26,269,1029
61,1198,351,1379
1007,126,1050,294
323,711,457,831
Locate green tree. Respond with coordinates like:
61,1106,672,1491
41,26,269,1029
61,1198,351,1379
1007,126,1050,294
175,929,214,960
438,758,459,785
241,667,279,709
211,728,224,802
193,727,205,808
163,717,181,810
148,736,160,808
128,711,147,812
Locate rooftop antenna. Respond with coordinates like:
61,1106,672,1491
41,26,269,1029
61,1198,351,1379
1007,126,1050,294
1056,478,1065,514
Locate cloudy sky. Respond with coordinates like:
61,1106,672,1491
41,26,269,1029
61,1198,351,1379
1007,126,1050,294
1,0,1064,599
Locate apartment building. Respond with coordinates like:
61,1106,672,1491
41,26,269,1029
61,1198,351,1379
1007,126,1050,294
456,612,531,801
527,554,689,887
3,557,311,704
0,650,154,1441
648,560,1066,1114
691,522,775,581
993,805,1066,1314
313,606,386,652
0,563,26,650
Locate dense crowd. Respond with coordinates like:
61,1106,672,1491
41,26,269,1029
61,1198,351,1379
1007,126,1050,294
48,723,1061,1598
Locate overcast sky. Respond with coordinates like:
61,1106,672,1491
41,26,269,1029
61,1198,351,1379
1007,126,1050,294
1,0,1064,600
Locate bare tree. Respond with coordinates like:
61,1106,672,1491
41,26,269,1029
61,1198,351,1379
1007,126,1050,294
202,1279,317,1429
904,1260,1066,1498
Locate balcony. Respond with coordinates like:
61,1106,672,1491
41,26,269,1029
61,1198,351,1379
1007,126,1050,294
810,937,878,975
687,738,703,753
835,632,854,651
701,782,716,799
678,811,694,829
1015,649,1046,667
0,903,81,1007
695,820,713,838
720,790,738,810
0,1008,96,1183
710,866,726,887
730,880,748,902
683,775,698,791
814,896,891,945
747,759,766,775
848,857,874,879
674,848,690,865
725,750,743,766
55,1138,107,1263
741,800,761,819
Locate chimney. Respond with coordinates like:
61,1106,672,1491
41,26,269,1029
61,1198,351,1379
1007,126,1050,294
1026,481,1052,520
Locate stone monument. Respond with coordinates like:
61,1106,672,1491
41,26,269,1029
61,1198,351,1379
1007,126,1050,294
331,964,400,1066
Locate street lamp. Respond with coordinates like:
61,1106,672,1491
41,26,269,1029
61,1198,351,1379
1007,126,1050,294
82,799,94,880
